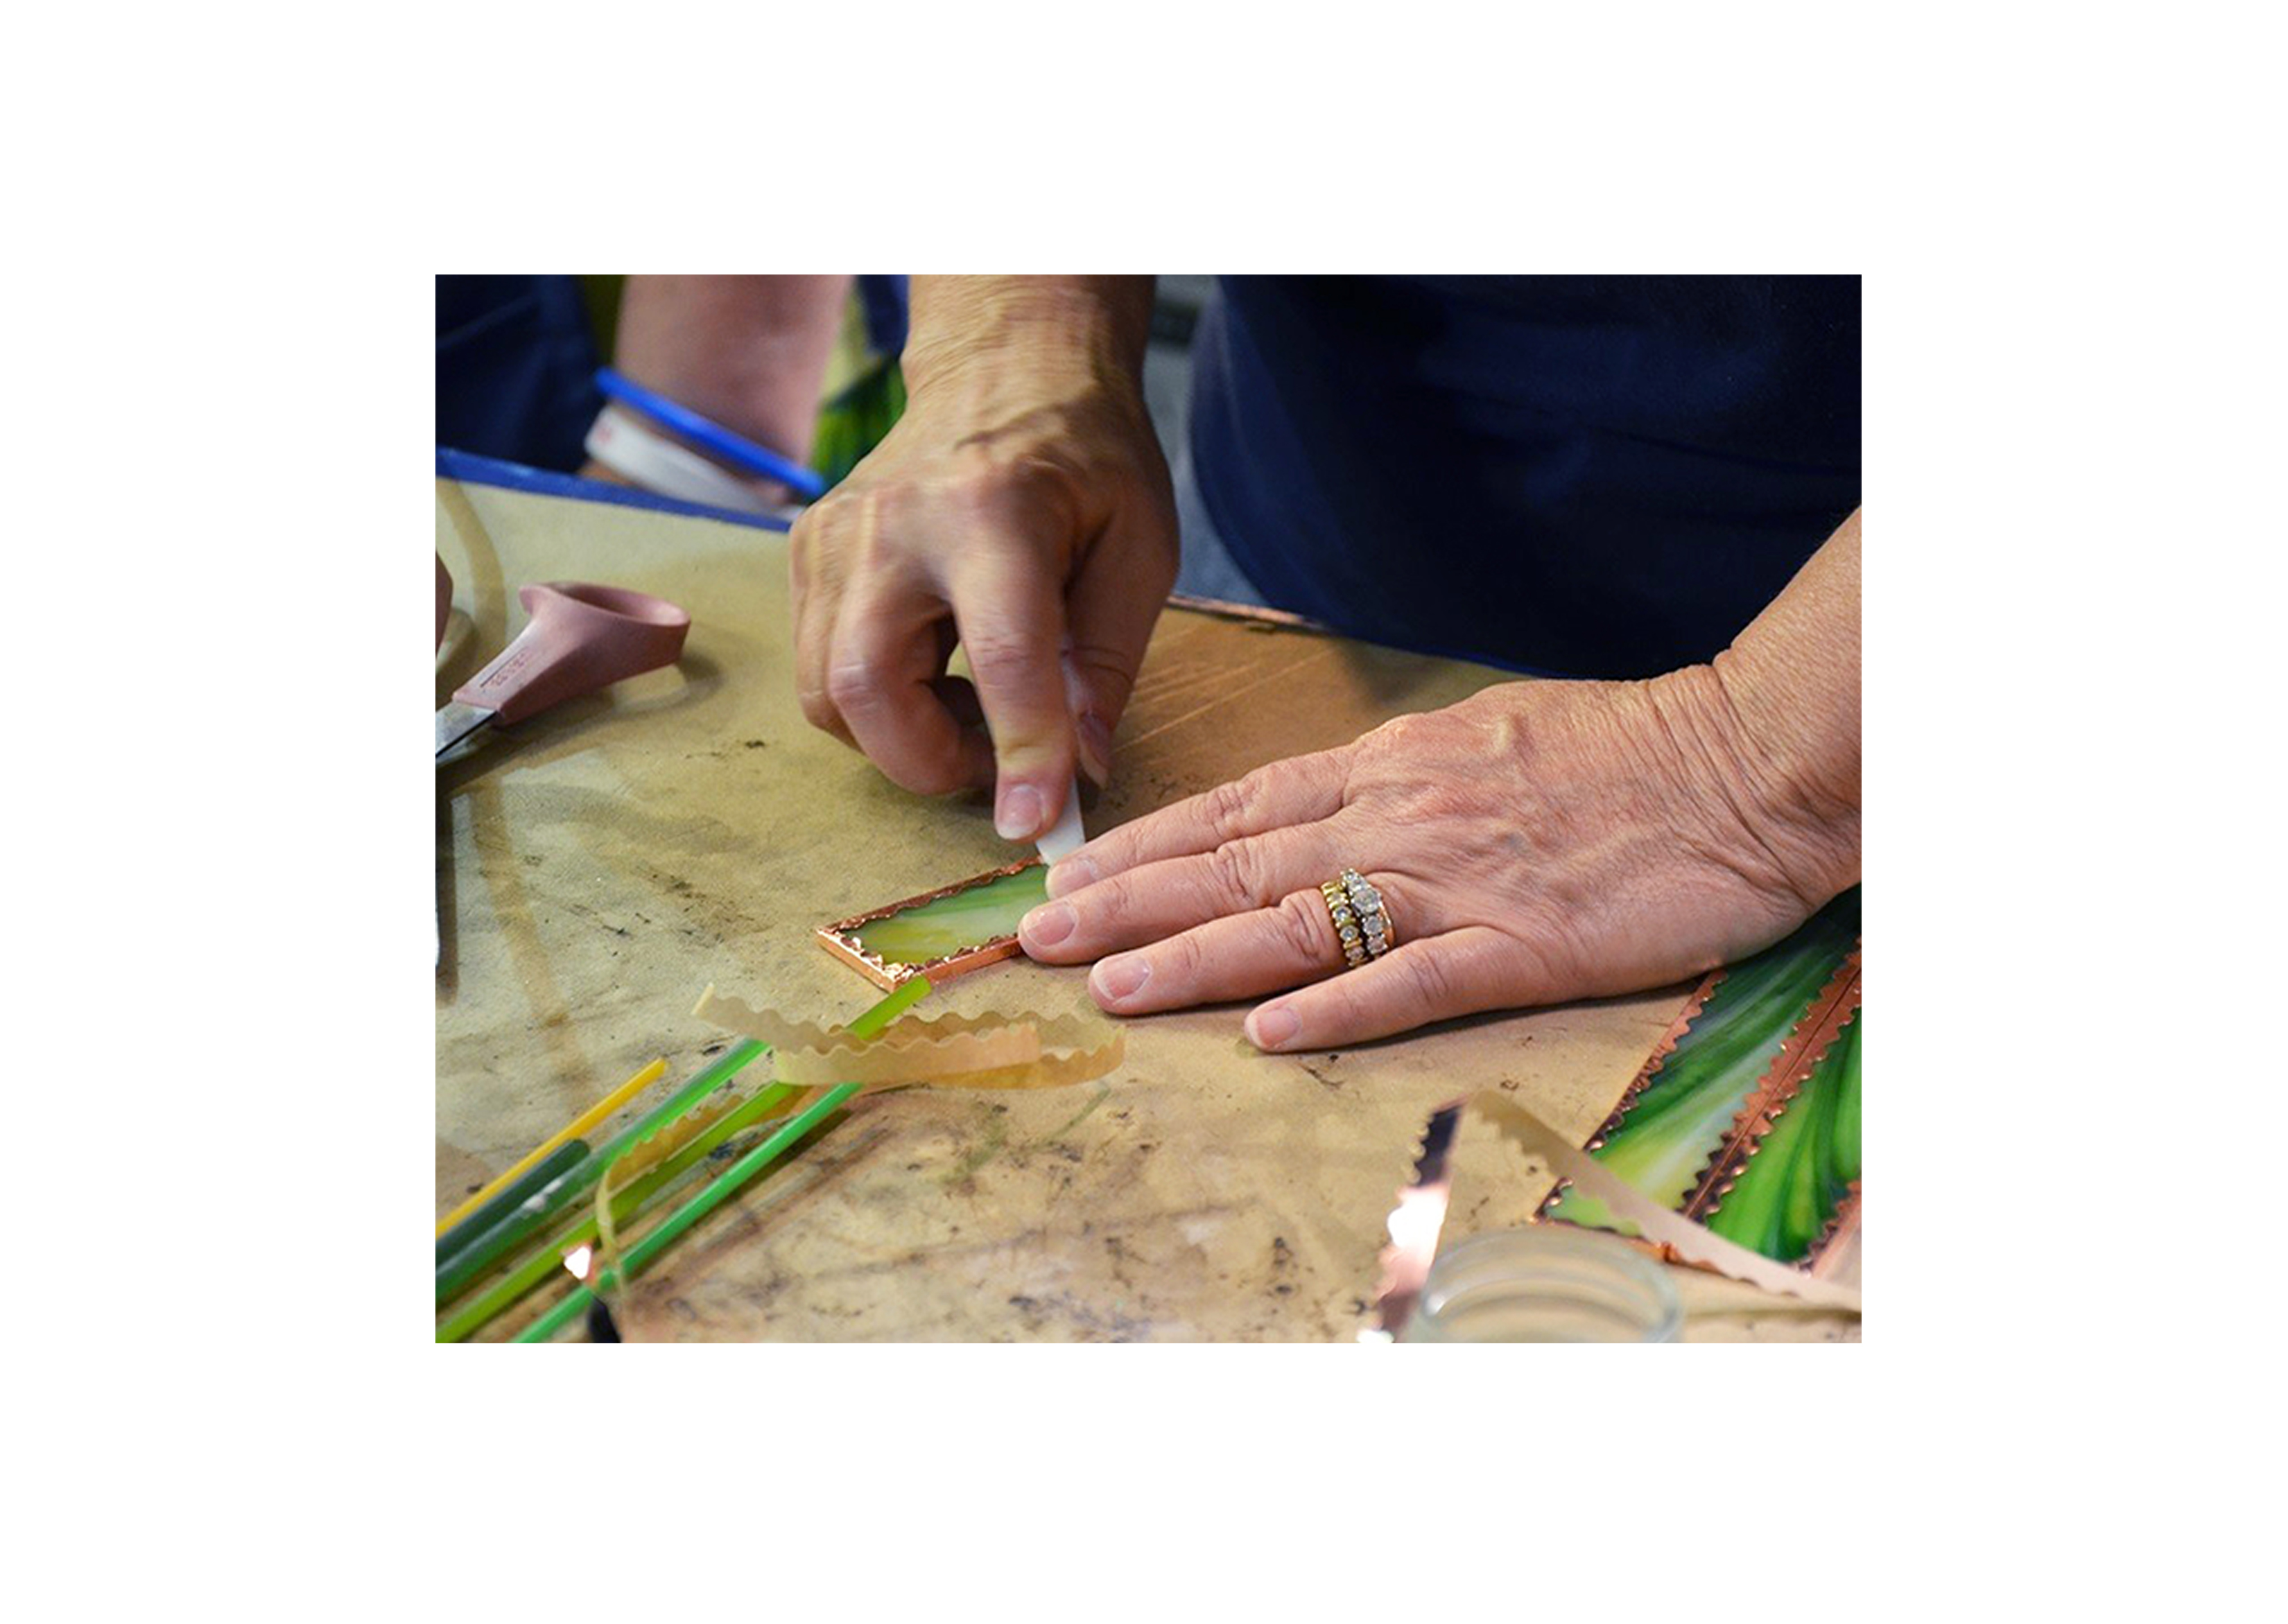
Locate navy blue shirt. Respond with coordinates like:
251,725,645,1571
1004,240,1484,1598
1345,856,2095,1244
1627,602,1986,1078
1189,276,1860,678
435,275,604,471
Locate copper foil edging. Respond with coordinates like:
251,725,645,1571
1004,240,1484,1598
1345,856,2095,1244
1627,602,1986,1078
1532,967,1725,1225
1807,1184,1863,1276
1534,951,1865,1283
1682,948,1863,1225
1164,591,1331,633
815,857,1044,992
1395,1092,1862,1314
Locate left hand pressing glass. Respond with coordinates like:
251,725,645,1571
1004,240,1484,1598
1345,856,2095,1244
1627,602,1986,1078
1017,664,1859,1053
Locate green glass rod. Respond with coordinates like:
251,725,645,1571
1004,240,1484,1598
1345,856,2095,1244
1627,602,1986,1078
441,975,929,1338
435,1040,767,1305
435,1079,797,1344
517,1083,862,1343
435,1140,588,1268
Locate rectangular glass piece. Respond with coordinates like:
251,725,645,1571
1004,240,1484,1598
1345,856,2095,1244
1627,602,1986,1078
817,860,1051,989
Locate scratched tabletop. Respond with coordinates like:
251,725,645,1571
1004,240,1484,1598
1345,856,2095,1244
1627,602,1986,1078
436,479,1855,1342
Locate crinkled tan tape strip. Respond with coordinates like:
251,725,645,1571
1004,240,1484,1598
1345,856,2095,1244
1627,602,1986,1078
607,1093,742,1194
693,987,1125,1090
591,1091,747,1312
1468,1093,1863,1313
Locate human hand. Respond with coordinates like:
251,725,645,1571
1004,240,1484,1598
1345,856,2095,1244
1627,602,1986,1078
1016,670,1859,1049
789,281,1175,841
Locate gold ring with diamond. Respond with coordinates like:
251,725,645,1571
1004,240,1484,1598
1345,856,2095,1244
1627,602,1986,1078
1320,868,1394,968
1340,869,1394,958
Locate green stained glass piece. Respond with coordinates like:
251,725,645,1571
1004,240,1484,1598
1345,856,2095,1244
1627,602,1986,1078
1830,1012,1862,1187
850,864,1051,968
1547,887,1859,1236
1707,1008,1861,1262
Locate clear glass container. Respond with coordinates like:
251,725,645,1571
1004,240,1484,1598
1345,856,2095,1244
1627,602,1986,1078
1402,1226,1683,1343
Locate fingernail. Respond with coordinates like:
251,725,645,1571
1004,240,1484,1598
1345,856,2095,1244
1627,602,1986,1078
1077,713,1114,787
1093,954,1150,1003
1021,902,1075,948
996,782,1044,840
1247,1005,1300,1051
1046,856,1100,898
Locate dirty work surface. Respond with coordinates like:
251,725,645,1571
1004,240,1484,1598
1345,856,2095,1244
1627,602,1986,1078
436,480,1851,1342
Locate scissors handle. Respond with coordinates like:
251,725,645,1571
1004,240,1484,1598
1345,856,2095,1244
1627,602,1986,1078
451,582,691,726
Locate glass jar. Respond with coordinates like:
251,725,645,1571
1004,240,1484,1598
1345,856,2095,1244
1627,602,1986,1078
1402,1226,1683,1343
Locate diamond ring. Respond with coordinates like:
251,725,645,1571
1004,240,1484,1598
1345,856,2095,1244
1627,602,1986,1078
1319,869,1394,968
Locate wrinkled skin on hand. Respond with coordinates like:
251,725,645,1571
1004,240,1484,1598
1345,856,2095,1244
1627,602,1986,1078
788,349,1177,842
1018,671,1860,1051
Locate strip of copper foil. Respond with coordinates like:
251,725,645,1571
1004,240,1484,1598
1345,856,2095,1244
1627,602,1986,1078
1365,1094,1862,1336
1810,1186,1862,1280
1528,968,1725,1228
1683,952,1863,1225
1525,938,1863,1279
1581,968,1726,1155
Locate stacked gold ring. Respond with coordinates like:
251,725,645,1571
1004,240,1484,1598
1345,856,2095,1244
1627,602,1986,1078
1320,868,1394,968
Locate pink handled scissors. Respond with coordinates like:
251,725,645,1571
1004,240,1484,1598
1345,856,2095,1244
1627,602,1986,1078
435,582,691,763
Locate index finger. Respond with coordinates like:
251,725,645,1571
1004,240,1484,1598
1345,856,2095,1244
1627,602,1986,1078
827,576,994,795
1047,750,1349,897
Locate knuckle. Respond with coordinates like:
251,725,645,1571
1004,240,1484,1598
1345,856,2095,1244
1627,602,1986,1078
869,729,968,796
1401,948,1461,1011
1311,977,1369,1033
1505,929,1570,993
945,440,1010,489
790,491,856,553
824,658,885,715
1159,929,1208,984
1089,875,1141,929
855,491,917,555
962,627,1046,686
1204,841,1269,911
1068,642,1138,710
901,756,966,796
1275,893,1332,962
1206,777,1257,842
942,462,1046,535
985,452,1058,500
1363,713,1445,765
797,683,837,731
804,491,895,574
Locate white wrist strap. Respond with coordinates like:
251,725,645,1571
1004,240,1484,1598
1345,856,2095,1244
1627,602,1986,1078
585,402,796,518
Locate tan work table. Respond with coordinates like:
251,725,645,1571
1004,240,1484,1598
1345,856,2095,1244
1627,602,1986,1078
436,477,1855,1343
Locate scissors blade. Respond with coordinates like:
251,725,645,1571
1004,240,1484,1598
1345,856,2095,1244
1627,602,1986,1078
435,701,496,762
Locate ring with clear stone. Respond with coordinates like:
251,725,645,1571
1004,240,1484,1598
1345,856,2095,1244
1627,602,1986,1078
1319,880,1370,968
1319,869,1393,968
1338,868,1394,960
